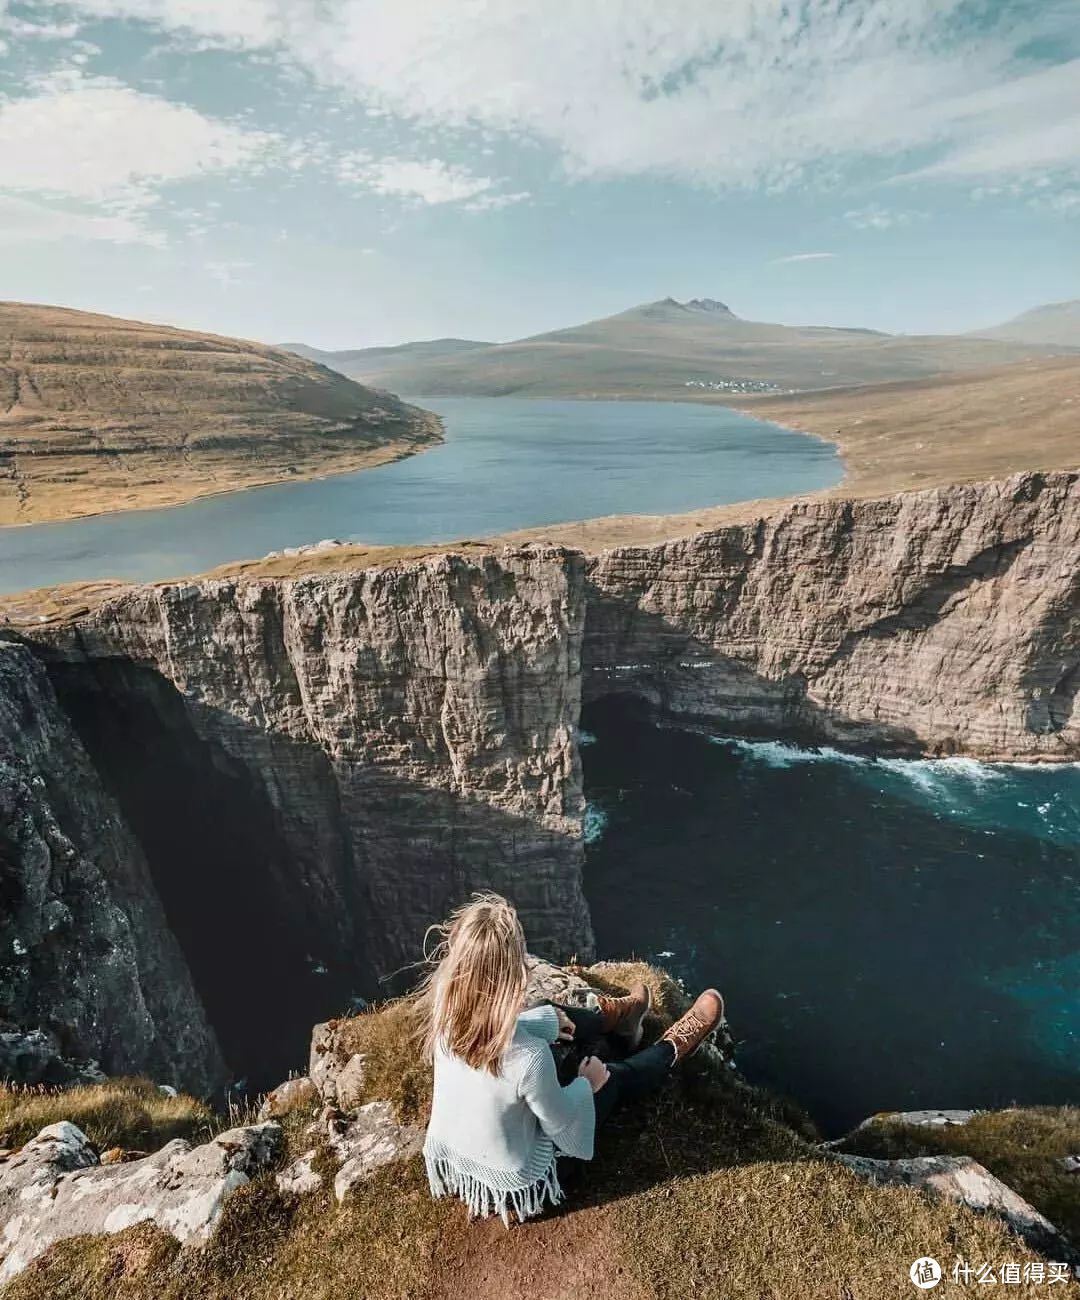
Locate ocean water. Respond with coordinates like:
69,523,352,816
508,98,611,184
581,697,1080,1134
0,397,839,594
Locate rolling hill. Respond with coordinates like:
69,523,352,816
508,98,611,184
279,337,491,374
0,302,440,525
970,299,1080,348
287,297,1076,398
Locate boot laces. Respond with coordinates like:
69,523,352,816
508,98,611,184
667,1009,709,1045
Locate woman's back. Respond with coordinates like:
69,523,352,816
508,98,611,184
424,1009,594,1223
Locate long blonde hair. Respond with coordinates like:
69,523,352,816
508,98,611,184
414,892,528,1075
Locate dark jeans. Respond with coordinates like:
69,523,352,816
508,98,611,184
555,1003,675,1127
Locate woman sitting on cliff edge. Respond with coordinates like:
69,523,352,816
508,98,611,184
415,892,724,1225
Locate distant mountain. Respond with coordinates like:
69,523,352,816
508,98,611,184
970,300,1080,348
325,297,1072,398
279,337,491,380
0,301,439,525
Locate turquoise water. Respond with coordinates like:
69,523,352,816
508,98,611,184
0,397,840,594
582,698,1080,1134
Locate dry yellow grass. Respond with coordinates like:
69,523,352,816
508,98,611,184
0,301,441,524
0,1078,213,1153
731,354,1080,499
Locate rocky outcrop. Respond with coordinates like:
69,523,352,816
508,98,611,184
0,638,225,1092
585,470,1080,761
0,1119,281,1281
835,1152,1077,1267
276,1100,423,1201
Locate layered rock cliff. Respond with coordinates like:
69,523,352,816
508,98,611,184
585,470,1079,761
0,639,225,1092
15,549,591,1088
2,468,1077,1090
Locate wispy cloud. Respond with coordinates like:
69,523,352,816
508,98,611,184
0,192,164,245
337,153,527,210
205,259,253,287
771,252,836,264
0,70,276,242
28,0,1080,198
844,203,924,230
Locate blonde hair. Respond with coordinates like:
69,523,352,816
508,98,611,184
414,892,528,1075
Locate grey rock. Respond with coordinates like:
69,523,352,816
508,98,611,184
276,1148,322,1196
258,1075,319,1120
854,1109,978,1131
275,1100,421,1200
332,1101,423,1202
308,1022,366,1108
525,954,595,1008
0,1120,282,1281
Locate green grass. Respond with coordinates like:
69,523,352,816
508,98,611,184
0,1078,214,1154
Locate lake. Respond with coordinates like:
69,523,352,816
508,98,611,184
582,696,1080,1135
0,397,840,595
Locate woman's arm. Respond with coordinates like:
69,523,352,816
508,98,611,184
516,1004,560,1043
517,1041,596,1161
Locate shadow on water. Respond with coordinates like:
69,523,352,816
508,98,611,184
581,694,1080,1135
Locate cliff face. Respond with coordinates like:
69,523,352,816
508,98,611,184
585,470,1080,761
0,639,225,1092
4,469,1077,1089
24,549,591,1086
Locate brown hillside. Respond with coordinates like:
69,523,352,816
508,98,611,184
332,297,1076,397
0,302,441,524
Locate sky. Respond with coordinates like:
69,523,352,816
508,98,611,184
1,0,1078,348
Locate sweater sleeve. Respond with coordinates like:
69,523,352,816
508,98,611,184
516,1005,560,1043
517,1041,595,1161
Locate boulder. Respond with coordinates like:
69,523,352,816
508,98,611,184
524,955,595,1009
258,1075,319,1120
834,1153,1076,1265
0,1120,282,1281
276,1100,422,1201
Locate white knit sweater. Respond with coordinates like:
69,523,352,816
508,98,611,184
423,1005,595,1224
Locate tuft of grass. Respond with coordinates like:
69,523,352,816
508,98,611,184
837,1107,1080,1246
328,998,434,1125
0,1079,213,1154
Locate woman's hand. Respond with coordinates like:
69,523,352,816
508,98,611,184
555,1008,576,1042
577,1054,611,1093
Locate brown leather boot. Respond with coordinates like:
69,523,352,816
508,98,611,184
596,982,652,1047
661,989,724,1063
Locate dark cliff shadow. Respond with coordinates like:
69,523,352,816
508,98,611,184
45,657,590,1093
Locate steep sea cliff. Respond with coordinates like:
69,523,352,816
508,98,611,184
1,469,1076,1089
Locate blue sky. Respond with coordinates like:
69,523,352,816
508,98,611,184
1,0,1078,347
